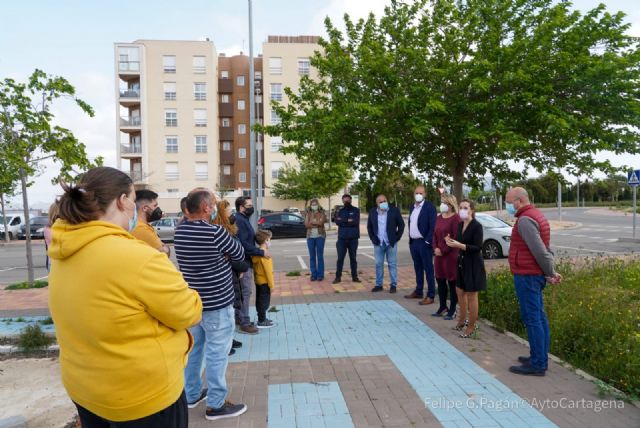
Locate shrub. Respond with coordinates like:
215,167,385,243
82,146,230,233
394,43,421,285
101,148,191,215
286,270,301,277
5,280,48,290
18,324,54,352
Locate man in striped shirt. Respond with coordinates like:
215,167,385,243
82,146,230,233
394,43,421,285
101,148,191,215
174,189,248,421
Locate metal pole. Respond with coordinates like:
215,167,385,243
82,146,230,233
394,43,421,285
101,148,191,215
634,186,637,239
248,0,257,229
576,178,580,208
557,176,562,221
256,86,263,216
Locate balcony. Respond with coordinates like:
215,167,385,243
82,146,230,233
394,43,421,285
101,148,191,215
219,126,234,140
218,78,233,93
120,143,142,158
127,170,145,183
119,89,140,107
219,102,234,117
220,174,235,188
120,116,141,132
118,61,140,78
220,150,235,163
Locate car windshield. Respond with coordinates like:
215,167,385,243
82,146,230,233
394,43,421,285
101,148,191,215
476,215,510,229
30,217,48,226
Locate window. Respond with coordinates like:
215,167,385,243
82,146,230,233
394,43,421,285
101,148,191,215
238,124,246,134
298,58,310,75
163,82,176,100
192,56,206,73
269,57,282,74
118,47,140,71
270,136,283,152
222,142,231,151
195,135,207,153
165,136,178,153
220,70,229,79
271,161,284,179
255,71,262,80
165,109,177,127
239,172,246,183
236,75,245,86
195,162,208,180
163,55,176,73
167,188,179,196
271,109,281,125
221,94,230,103
165,162,179,180
223,165,231,175
222,118,231,127
194,109,207,127
237,99,245,110
194,82,206,100
270,83,282,101
238,148,246,158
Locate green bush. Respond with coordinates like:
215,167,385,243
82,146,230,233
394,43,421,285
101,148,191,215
18,324,54,352
480,257,640,399
286,270,301,277
5,280,48,290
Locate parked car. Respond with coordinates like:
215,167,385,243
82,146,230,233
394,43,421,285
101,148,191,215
258,212,307,239
475,213,512,259
18,216,49,240
283,207,300,214
0,214,26,240
149,216,181,243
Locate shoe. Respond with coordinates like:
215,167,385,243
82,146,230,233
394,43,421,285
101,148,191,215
443,312,456,320
238,324,259,335
332,278,341,284
256,319,274,329
317,278,324,281
187,388,208,409
352,277,362,283
418,297,435,305
459,325,479,338
509,365,546,376
389,287,397,294
453,320,469,331
404,291,423,299
431,307,448,317
205,401,248,421
228,348,236,356
232,339,242,349
310,277,316,281
371,286,383,292
518,355,531,364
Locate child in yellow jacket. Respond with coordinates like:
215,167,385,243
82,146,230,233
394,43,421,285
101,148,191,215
252,229,275,328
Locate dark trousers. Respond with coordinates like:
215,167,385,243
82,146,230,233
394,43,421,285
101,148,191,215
255,283,271,322
409,239,435,298
75,391,187,428
336,238,358,279
437,278,458,316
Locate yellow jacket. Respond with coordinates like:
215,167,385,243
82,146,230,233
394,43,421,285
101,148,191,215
252,251,275,289
48,220,202,421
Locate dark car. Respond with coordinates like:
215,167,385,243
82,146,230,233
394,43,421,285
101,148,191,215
18,216,49,240
258,212,307,239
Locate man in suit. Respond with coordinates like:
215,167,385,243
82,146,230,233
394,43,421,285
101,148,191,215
405,185,437,304
367,194,405,293
333,194,361,283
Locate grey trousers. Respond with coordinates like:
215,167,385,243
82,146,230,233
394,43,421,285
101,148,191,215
237,266,254,326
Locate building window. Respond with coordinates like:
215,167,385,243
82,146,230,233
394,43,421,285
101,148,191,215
222,142,231,151
165,162,179,180
270,136,283,153
221,94,230,103
298,58,310,75
271,109,281,125
194,109,207,127
238,124,246,134
255,71,262,80
222,118,231,127
195,135,207,153
163,82,176,100
165,109,177,127
236,75,245,86
239,172,246,183
194,82,206,100
195,162,208,180
220,70,229,79
165,136,178,153
167,188,179,195
163,55,176,73
192,56,206,73
269,57,282,74
271,161,284,179
237,99,245,110
270,83,282,101
238,148,246,159
223,165,231,175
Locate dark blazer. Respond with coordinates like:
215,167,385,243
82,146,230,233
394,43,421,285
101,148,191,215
335,205,360,239
456,219,487,291
408,201,437,245
235,212,264,261
367,206,405,247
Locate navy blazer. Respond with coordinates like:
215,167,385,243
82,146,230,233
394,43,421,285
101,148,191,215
367,206,405,247
236,212,264,261
408,201,437,246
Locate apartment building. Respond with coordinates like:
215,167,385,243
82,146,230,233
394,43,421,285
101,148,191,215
114,39,218,212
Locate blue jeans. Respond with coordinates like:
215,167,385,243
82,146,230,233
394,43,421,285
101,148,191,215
373,243,398,288
184,304,234,409
409,239,435,298
514,275,550,370
307,237,325,280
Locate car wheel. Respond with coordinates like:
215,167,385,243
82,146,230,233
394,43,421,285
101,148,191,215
482,240,502,259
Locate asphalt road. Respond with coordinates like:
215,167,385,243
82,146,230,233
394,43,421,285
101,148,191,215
0,207,638,284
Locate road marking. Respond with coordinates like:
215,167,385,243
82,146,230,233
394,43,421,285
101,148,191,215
0,266,26,272
36,275,48,280
359,252,388,266
571,234,588,238
605,238,618,242
554,245,623,255
296,255,308,270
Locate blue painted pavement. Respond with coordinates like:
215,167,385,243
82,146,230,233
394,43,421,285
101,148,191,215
0,316,55,336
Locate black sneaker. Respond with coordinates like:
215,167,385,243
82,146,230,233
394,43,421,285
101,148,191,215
518,355,531,364
187,388,208,409
228,348,236,356
332,278,341,284
389,287,397,294
509,365,546,376
371,286,383,292
232,339,242,349
256,319,274,329
352,277,362,283
205,401,248,420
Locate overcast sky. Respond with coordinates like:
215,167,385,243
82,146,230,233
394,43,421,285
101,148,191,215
1,0,639,209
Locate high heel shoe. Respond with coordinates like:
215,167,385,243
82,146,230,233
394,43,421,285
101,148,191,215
453,319,468,331
459,324,479,338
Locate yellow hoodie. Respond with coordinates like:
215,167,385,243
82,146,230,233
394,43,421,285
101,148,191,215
252,244,275,289
48,220,202,421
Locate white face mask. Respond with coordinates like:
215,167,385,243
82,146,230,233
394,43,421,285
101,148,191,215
459,208,470,220
439,203,449,213
266,241,271,248
415,194,424,203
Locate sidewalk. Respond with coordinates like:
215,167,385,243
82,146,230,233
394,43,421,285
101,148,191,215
1,266,639,428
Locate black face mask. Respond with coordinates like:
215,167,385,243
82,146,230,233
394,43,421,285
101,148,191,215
148,207,163,222
229,213,236,225
343,201,352,207
244,207,255,218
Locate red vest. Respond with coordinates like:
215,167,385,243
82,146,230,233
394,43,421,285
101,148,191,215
508,205,551,275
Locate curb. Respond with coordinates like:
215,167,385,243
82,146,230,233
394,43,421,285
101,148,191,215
0,344,59,354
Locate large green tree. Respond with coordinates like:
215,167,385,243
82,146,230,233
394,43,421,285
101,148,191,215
0,70,101,283
263,0,640,200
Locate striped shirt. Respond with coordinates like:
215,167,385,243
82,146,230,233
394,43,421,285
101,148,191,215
174,220,245,311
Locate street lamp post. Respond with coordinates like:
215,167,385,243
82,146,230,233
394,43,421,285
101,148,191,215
255,82,263,215
248,0,257,229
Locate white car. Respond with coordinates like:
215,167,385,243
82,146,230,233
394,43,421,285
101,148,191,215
150,217,181,243
475,213,512,259
0,214,26,240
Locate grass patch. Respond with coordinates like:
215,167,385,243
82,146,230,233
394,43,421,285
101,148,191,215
38,317,54,325
267,306,280,313
480,257,640,399
5,280,48,290
286,270,301,277
18,324,54,352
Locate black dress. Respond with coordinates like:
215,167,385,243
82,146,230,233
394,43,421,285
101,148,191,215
456,219,487,292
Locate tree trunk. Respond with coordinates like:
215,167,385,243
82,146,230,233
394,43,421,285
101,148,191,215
0,193,9,244
327,195,332,230
20,168,34,284
452,171,465,202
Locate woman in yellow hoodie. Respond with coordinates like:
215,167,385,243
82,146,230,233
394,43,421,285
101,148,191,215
48,167,202,428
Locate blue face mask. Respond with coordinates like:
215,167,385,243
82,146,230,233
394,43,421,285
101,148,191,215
125,197,138,232
506,202,516,216
210,205,218,222
379,202,389,211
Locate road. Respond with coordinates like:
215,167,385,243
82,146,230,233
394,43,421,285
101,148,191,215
0,207,638,284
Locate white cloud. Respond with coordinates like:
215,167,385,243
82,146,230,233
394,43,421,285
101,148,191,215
309,0,389,36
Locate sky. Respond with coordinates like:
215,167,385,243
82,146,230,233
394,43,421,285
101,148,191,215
1,0,639,209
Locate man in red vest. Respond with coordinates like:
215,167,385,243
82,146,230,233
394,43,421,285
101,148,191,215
505,187,562,376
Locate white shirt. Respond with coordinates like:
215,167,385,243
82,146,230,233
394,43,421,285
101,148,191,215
409,202,423,239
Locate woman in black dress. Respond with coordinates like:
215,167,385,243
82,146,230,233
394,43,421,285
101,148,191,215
445,199,486,338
